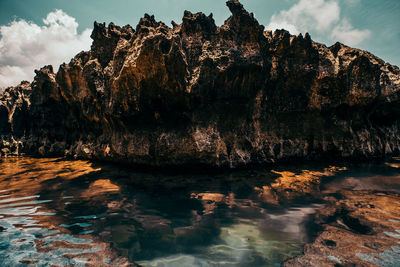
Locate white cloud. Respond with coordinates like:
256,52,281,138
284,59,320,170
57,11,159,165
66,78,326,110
267,0,370,47
331,19,371,46
0,9,92,89
268,0,340,35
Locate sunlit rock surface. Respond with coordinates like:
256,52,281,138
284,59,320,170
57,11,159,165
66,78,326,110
1,0,400,167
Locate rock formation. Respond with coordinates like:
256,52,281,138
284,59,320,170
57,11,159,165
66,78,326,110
283,190,400,267
1,0,400,168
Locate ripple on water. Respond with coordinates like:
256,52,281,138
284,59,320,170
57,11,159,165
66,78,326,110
0,191,102,265
0,157,324,266
2,157,400,266
357,246,400,267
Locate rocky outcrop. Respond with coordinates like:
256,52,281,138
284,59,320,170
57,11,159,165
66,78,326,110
283,190,400,267
0,81,30,155
1,0,400,167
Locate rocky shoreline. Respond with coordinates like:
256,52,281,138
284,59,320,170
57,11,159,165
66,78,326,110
1,0,400,168
259,159,400,266
277,160,400,266
283,190,400,266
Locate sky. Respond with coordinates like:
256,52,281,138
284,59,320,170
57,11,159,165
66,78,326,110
0,0,399,89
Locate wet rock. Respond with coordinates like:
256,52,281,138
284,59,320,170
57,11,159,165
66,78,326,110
0,0,399,167
283,190,400,266
268,166,347,203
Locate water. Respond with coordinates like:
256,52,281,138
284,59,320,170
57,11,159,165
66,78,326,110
0,157,400,266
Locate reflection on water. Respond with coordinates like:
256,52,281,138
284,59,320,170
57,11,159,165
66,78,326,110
0,157,399,266
0,158,129,266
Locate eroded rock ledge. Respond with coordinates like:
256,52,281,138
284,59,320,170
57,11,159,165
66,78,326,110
1,0,400,167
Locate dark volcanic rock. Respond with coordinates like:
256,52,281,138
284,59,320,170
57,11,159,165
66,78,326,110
1,0,400,167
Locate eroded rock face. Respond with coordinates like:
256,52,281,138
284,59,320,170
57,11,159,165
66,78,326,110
1,0,400,167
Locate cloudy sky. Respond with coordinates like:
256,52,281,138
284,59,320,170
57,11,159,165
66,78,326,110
0,0,399,89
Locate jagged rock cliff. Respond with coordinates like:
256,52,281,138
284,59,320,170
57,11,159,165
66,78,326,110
1,0,400,167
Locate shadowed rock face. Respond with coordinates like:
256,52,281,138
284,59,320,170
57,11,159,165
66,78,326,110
1,0,400,167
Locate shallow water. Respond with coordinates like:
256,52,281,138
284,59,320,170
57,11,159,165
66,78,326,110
0,157,399,266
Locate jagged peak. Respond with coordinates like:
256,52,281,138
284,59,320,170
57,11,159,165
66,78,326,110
137,14,156,28
181,10,216,36
34,65,54,76
272,29,291,39
91,22,109,41
1,81,31,98
90,21,134,68
226,0,246,16
32,65,56,90
329,41,347,56
70,51,90,67
91,21,134,41
171,20,178,29
221,0,264,43
30,65,58,103
290,32,313,47
136,14,167,34
224,0,260,26
330,41,346,49
19,81,31,87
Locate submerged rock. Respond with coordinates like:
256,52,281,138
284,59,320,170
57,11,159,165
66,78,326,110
1,0,400,167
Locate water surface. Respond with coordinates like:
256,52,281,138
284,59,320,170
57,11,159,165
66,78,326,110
0,157,399,266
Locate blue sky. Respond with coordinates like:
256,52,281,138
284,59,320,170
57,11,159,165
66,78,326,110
0,0,399,88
